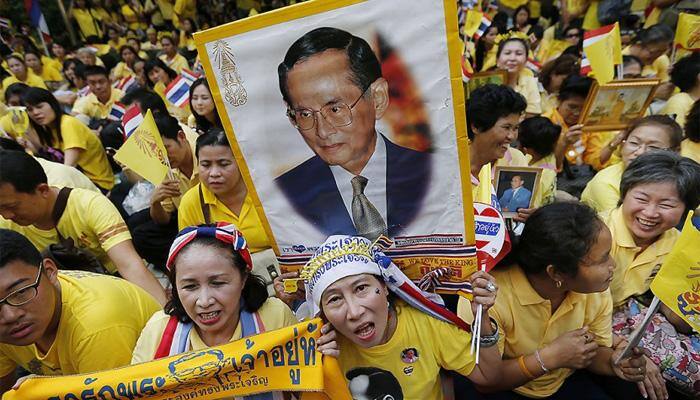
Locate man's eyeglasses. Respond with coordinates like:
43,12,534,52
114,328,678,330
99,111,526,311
287,86,370,131
0,262,43,308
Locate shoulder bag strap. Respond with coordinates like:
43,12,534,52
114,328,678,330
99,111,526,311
51,187,73,242
198,184,211,224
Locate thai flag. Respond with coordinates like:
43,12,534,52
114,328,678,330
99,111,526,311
24,0,51,44
108,102,125,121
0,17,11,30
181,68,201,83
473,13,492,40
526,57,542,74
165,76,191,108
580,52,592,76
122,104,144,139
461,54,473,82
116,75,137,92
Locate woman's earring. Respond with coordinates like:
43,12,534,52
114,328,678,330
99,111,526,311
555,280,562,288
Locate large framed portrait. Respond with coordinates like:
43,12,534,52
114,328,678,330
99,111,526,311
578,78,659,132
194,0,477,292
493,166,542,218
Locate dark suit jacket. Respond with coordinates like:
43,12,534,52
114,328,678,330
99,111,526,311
275,136,431,237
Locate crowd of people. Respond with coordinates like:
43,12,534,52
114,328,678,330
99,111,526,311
0,0,699,399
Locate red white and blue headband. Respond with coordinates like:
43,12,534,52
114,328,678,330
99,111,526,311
166,222,252,271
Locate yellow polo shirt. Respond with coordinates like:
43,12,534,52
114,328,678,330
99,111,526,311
72,88,124,120
159,53,189,74
0,188,130,273
178,183,271,253
36,157,100,192
53,115,114,190
131,297,296,364
37,65,63,83
71,8,102,38
681,139,700,164
515,70,542,115
111,62,134,81
121,4,146,30
1,71,47,101
660,92,695,128
160,127,199,212
457,265,613,398
582,131,622,171
601,207,680,307
0,271,160,376
529,154,557,207
580,162,625,213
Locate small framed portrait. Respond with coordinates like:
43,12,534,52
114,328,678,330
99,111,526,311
493,166,542,218
466,70,507,98
578,78,659,132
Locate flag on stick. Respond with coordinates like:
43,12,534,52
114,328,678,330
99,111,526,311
165,75,191,108
108,102,125,121
582,23,621,84
121,104,144,139
114,109,170,185
674,13,700,51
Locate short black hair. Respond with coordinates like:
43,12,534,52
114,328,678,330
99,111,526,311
346,367,403,400
684,99,700,142
466,84,526,140
121,88,168,115
153,112,182,141
144,58,178,87
558,74,593,102
4,82,30,102
164,233,268,323
195,128,230,158
538,55,579,91
517,202,604,277
0,150,47,193
519,116,561,157
670,52,700,93
633,24,674,46
0,229,42,269
83,65,109,79
278,27,382,106
0,138,26,152
620,151,700,211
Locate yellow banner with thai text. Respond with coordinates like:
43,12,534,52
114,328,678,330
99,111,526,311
2,319,350,400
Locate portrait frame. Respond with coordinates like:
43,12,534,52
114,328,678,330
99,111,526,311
493,166,542,218
578,78,660,132
194,0,478,293
465,70,507,98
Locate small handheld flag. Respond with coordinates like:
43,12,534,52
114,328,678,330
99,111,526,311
165,75,191,108
114,109,170,185
122,104,144,139
181,68,202,83
108,102,125,121
115,75,137,92
473,13,492,40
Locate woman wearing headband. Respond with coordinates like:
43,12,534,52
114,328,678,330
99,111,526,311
131,223,298,368
303,235,503,400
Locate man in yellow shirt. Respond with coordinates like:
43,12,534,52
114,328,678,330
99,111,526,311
0,151,166,304
0,229,160,395
71,66,124,122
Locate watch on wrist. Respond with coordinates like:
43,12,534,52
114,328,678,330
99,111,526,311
479,317,499,348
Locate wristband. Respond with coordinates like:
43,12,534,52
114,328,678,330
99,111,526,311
535,349,549,373
518,355,536,379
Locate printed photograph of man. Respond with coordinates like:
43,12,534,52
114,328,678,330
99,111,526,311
275,27,431,241
498,175,532,212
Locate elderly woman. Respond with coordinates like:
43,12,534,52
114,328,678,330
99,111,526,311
602,152,700,399
304,235,503,399
131,223,297,362
458,202,646,399
581,116,683,213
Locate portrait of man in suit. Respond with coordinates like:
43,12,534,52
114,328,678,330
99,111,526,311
275,27,431,240
498,175,532,212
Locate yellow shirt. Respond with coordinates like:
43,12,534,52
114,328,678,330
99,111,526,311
71,8,102,38
178,183,271,253
601,207,680,307
111,62,135,81
37,65,63,83
42,56,63,73
498,0,528,9
515,70,542,115
0,188,130,273
681,139,700,164
582,0,601,30
159,53,189,74
622,47,670,82
0,271,160,376
1,71,47,101
337,301,475,400
179,31,196,51
72,88,124,120
172,0,196,29
529,154,557,207
122,4,146,30
457,265,613,398
108,38,127,51
36,157,100,192
131,297,296,364
580,162,625,213
0,107,29,139
660,92,695,128
582,131,622,171
53,115,114,190
161,127,199,212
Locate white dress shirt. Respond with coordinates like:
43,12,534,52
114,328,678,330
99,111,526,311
330,134,388,226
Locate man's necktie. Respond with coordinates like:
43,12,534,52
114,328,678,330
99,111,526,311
351,175,388,241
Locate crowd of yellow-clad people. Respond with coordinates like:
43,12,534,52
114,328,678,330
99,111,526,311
0,0,698,399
